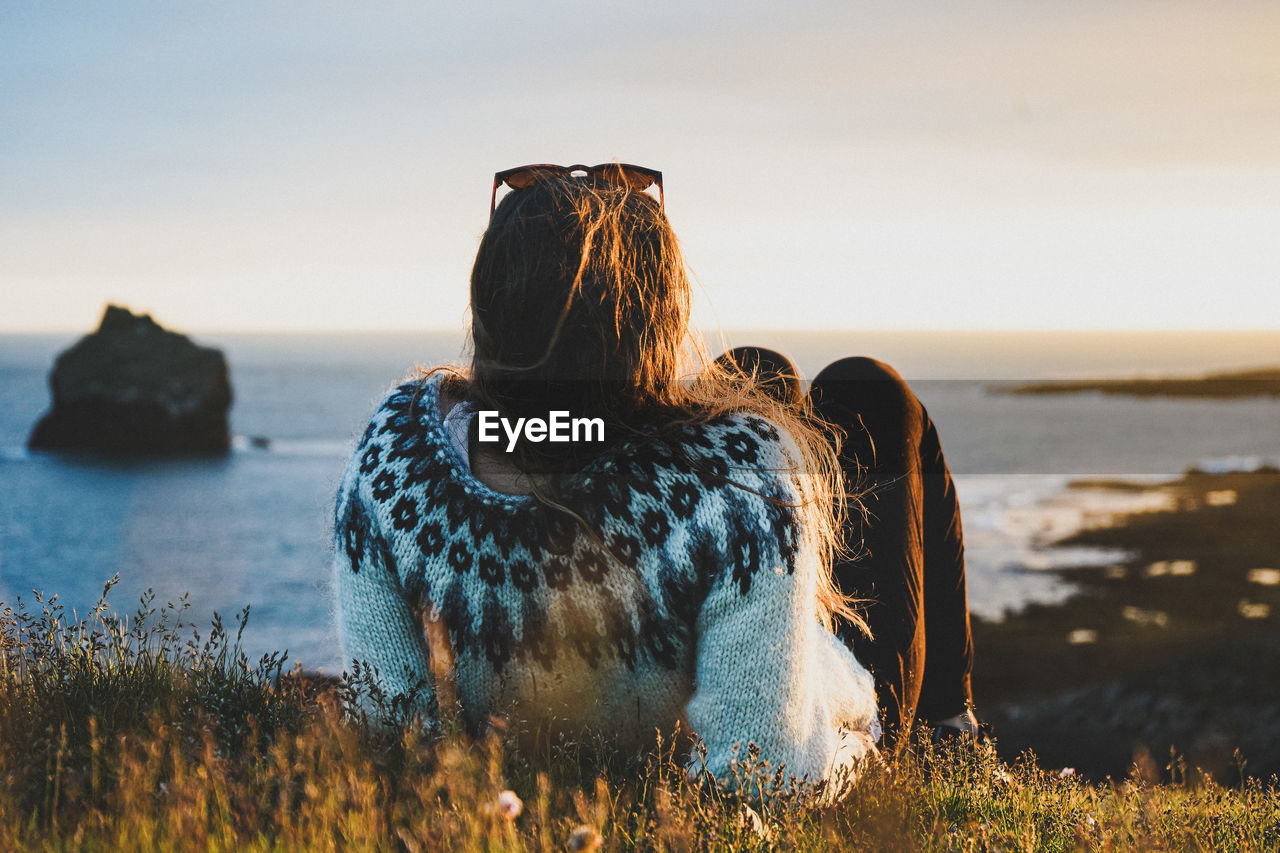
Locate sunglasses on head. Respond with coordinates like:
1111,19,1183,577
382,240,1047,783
490,163,663,216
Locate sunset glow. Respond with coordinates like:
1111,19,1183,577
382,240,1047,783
5,1,1279,332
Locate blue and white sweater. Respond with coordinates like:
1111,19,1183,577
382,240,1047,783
333,373,878,786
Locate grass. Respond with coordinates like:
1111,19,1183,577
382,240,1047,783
2,580,1278,851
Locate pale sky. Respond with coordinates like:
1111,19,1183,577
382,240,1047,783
3,1,1279,332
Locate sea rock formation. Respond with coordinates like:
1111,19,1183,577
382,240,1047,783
28,305,232,454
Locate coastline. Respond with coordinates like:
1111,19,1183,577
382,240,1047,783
996,367,1280,399
972,469,1280,781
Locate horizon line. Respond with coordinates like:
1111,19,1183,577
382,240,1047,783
5,325,1280,336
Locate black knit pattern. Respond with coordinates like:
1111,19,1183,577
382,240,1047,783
335,376,801,674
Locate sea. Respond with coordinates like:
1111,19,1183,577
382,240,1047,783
3,329,1280,673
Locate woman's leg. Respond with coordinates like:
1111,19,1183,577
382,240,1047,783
809,357,973,743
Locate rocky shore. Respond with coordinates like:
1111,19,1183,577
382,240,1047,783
973,470,1280,782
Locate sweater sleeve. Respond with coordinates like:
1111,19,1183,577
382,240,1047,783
683,427,878,793
332,446,437,727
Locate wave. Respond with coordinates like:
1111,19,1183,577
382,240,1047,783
954,474,1172,621
0,445,31,462
1191,454,1280,474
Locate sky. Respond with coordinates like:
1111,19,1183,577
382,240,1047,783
3,0,1279,333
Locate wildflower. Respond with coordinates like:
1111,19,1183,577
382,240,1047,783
1058,767,1076,778
738,804,771,840
496,789,523,820
567,824,603,851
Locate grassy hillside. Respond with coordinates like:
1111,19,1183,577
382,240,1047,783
2,580,1278,851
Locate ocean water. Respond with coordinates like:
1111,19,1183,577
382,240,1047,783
3,329,1280,672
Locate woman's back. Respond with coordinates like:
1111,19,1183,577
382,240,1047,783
333,167,880,789
334,372,878,782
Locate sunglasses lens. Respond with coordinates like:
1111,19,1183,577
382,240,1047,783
503,168,553,189
622,170,657,191
594,165,655,191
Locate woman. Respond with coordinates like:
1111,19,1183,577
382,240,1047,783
332,164,962,790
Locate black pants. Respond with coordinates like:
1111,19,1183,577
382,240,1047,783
720,348,974,743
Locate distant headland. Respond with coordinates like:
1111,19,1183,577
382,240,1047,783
996,367,1280,399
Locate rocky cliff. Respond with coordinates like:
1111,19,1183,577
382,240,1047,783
28,305,232,454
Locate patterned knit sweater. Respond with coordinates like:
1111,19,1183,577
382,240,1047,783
333,373,878,786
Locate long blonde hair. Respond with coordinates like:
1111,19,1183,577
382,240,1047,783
448,172,863,634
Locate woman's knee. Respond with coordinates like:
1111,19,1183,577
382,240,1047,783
714,346,803,405
810,356,924,465
814,356,906,387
